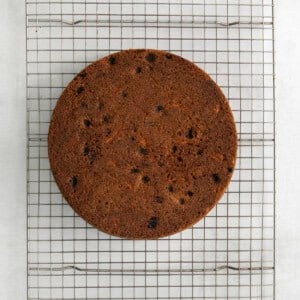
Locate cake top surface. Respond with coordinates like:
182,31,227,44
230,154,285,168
48,49,237,239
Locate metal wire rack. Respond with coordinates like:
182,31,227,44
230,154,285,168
26,0,275,299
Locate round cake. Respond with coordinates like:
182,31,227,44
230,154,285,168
48,49,237,239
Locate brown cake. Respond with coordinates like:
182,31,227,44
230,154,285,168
48,49,237,239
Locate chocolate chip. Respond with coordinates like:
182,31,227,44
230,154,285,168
84,119,92,127
130,136,136,141
80,102,87,108
186,128,196,139
136,66,142,73
108,56,116,65
103,115,112,123
154,196,163,203
83,146,89,156
139,147,149,155
177,156,183,162
77,86,84,94
105,128,112,136
130,168,140,173
156,105,164,112
228,167,233,173
212,173,221,183
142,176,150,183
187,191,194,197
197,149,203,155
70,176,77,187
146,53,156,62
172,145,178,153
166,54,172,59
179,198,185,205
148,217,158,229
167,185,174,192
79,72,87,78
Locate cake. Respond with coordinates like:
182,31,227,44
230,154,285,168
48,49,237,239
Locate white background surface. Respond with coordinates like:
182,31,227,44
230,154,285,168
275,0,300,299
0,0,27,299
0,0,300,299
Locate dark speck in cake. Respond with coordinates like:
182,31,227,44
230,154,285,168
179,198,185,205
105,128,112,136
146,53,156,63
84,119,92,127
186,128,196,139
212,173,221,183
166,54,172,59
77,86,84,94
70,176,77,188
197,149,203,155
228,167,233,173
167,185,174,192
142,176,150,183
103,115,112,123
187,191,194,197
136,66,142,73
139,147,149,155
148,217,158,229
130,168,140,174
156,105,164,112
79,72,87,78
108,56,116,65
172,145,178,153
83,146,90,156
122,91,128,98
154,196,163,203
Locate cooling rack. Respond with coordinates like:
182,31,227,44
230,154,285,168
26,0,275,299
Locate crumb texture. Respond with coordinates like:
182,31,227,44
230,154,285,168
48,49,237,239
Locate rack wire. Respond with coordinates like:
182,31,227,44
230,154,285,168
26,0,275,299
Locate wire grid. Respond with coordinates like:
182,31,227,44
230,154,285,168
26,0,275,299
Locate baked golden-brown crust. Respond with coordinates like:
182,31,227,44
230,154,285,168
48,49,237,239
